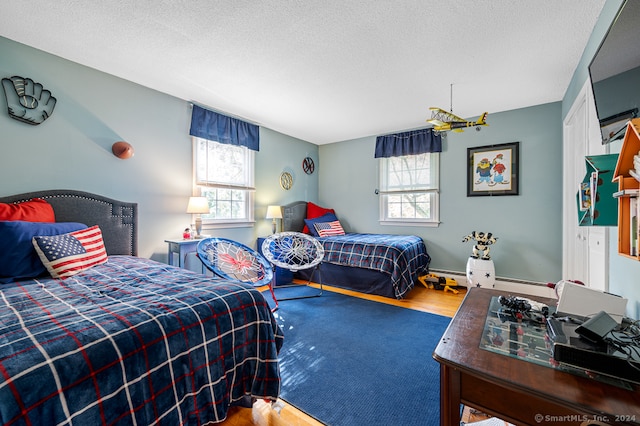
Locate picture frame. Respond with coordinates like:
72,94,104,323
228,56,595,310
467,142,519,196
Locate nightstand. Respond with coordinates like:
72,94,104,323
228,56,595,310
257,237,293,286
165,238,204,271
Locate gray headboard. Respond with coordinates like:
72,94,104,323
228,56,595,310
0,190,138,256
282,201,308,232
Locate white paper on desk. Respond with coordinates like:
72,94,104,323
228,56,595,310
557,283,627,324
462,417,514,426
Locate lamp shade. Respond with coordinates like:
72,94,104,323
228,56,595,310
187,197,210,214
265,205,282,219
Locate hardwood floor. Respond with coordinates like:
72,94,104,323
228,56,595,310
218,282,467,426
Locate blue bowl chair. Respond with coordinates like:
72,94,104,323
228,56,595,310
260,232,325,309
197,237,278,308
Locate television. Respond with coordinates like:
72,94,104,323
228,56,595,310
589,0,640,144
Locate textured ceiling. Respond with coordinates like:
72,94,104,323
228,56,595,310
0,1,606,144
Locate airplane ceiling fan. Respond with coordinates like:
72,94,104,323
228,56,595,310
426,84,488,134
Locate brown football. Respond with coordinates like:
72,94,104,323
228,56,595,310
112,141,134,159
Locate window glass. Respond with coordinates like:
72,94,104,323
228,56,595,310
379,152,439,225
194,137,254,226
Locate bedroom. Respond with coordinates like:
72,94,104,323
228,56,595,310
0,1,638,312
0,0,639,423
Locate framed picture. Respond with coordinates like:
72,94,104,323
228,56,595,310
467,142,519,196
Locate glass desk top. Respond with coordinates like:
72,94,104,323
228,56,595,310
480,296,632,389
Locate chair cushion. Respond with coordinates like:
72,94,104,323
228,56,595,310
197,237,273,286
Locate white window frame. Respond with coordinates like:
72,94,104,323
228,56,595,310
378,152,440,227
193,137,255,229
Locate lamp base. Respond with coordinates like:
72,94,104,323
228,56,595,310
195,217,203,238
271,219,277,234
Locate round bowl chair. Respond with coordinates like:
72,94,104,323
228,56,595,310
197,237,277,306
260,231,325,310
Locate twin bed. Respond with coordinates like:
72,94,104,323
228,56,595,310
281,201,431,299
0,190,283,425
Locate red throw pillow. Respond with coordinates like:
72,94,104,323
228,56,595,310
302,202,335,234
0,198,55,222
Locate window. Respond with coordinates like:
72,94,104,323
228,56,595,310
193,137,254,227
379,152,439,226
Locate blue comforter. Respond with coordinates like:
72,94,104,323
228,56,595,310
0,256,283,425
318,233,430,298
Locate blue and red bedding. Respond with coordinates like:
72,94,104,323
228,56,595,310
0,256,283,425
317,233,430,299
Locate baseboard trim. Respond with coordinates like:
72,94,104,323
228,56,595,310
429,268,556,298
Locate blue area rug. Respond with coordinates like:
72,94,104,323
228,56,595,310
266,287,450,426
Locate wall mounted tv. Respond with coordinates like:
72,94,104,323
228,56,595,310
589,0,640,144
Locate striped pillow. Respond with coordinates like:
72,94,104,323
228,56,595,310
32,225,107,278
314,220,345,237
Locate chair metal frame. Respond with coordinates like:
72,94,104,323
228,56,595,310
196,238,280,308
260,231,324,309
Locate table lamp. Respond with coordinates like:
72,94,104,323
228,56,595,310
265,205,282,234
187,196,210,238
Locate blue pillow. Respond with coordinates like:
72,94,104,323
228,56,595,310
0,221,87,282
304,212,339,237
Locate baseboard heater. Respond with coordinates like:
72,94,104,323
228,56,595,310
429,269,555,298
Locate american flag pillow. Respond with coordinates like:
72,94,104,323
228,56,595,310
314,220,345,237
32,225,107,278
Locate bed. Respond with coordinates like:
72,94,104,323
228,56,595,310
0,189,283,425
282,201,430,299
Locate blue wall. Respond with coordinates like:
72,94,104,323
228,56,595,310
318,103,563,283
563,0,640,319
0,36,319,262
3,0,634,306
0,35,563,285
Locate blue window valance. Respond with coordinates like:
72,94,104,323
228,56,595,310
374,128,441,158
189,105,260,151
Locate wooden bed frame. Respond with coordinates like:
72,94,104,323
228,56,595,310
0,189,138,256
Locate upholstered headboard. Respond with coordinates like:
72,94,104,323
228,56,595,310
282,201,308,232
0,190,138,256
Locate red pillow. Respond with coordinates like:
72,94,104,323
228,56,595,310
0,198,55,222
302,202,335,234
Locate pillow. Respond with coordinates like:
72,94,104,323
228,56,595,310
304,212,339,237
33,225,107,279
0,198,55,222
302,202,336,234
0,221,87,282
314,220,346,237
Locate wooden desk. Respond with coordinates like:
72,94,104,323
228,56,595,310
433,288,640,426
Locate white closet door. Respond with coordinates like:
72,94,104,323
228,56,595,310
562,79,608,290
586,80,608,292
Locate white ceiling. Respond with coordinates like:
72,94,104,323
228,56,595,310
0,1,606,145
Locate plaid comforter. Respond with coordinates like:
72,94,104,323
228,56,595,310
0,256,283,426
318,233,430,299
